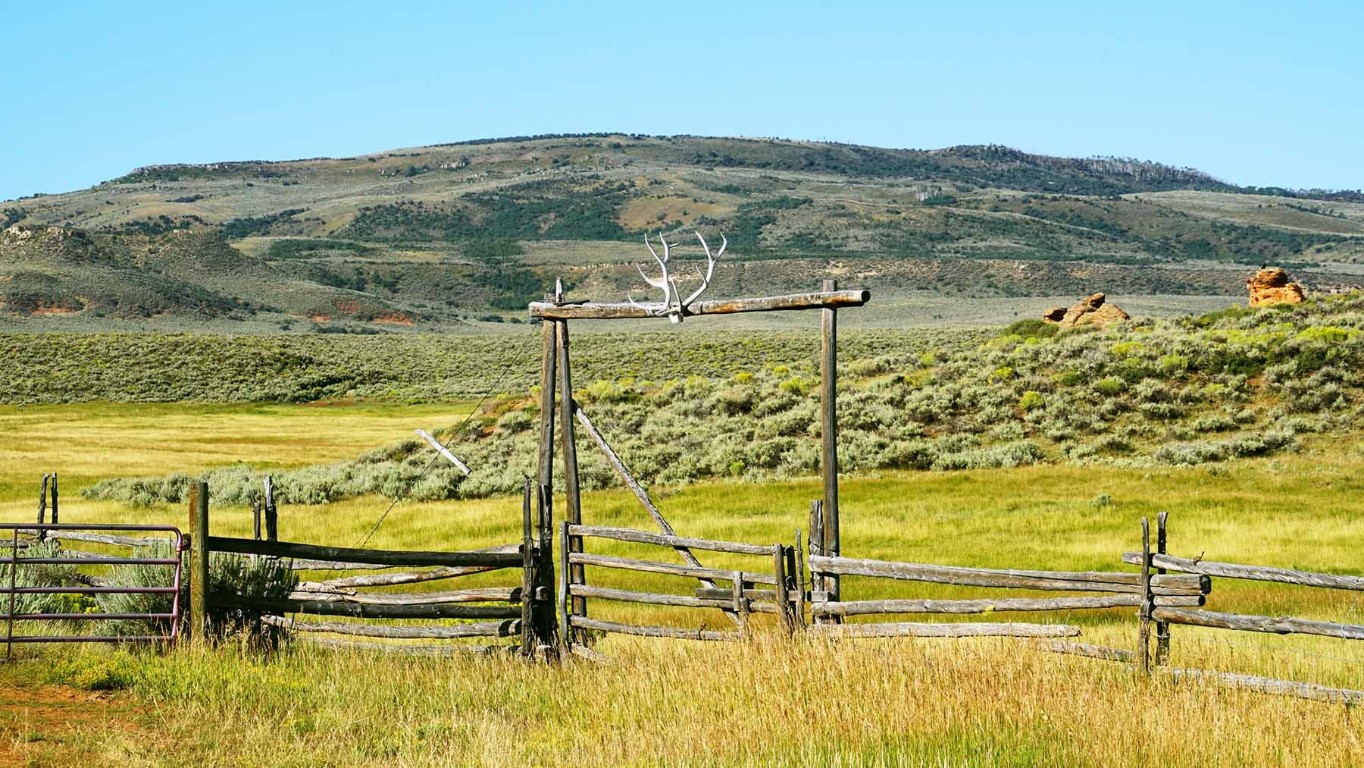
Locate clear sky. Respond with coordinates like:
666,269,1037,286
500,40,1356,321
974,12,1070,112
2,1,1360,202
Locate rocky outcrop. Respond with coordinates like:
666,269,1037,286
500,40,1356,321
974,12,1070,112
1247,267,1306,307
1042,293,1129,329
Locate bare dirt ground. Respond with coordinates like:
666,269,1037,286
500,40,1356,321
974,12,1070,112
0,681,141,767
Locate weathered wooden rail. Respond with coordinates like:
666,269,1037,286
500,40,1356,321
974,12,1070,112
559,524,800,649
184,479,556,657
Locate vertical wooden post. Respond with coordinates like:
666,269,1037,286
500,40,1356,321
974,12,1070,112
36,474,49,542
49,473,58,526
557,520,572,654
536,319,558,536
785,544,803,630
262,476,277,542
772,544,793,635
731,570,749,636
820,279,840,613
1138,517,1152,675
1155,511,1170,666
189,481,210,642
521,478,534,658
557,320,585,626
809,500,826,622
252,497,262,541
792,537,807,630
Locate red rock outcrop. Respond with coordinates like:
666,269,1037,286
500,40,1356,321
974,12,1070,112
1042,293,1130,328
1247,267,1305,307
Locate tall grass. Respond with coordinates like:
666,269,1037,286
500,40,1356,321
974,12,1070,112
6,635,1358,766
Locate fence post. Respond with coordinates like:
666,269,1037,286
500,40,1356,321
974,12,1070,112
1138,516,1152,675
1155,511,1170,666
189,481,210,642
820,279,840,615
521,478,534,658
809,500,826,623
787,543,805,630
36,474,49,542
557,519,572,655
773,544,793,635
49,473,58,526
263,476,277,542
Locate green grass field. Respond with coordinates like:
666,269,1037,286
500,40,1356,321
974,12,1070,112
1,402,1361,765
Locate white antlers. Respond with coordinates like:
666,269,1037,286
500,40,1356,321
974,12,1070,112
630,231,725,323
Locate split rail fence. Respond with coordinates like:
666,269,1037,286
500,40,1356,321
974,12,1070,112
189,480,557,656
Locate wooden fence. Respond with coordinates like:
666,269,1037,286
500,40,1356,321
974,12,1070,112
559,524,799,648
189,480,557,656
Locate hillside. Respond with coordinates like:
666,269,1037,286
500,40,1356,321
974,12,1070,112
5,135,1364,328
85,293,1364,505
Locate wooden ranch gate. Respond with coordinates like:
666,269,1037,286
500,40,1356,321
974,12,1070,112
187,480,557,656
529,275,867,645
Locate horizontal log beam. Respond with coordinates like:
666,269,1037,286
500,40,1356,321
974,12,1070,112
214,593,521,620
1040,641,1138,663
807,621,1081,639
569,552,777,585
262,615,519,639
1122,552,1364,592
569,616,740,642
1151,607,1364,641
287,587,520,606
809,556,1208,595
37,531,168,548
813,594,1202,616
570,584,731,610
298,636,512,656
569,525,773,556
1167,668,1364,706
207,536,522,569
530,289,870,320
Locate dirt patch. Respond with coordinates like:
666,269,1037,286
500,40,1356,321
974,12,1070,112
0,682,142,766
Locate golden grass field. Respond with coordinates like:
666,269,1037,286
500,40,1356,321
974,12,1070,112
0,402,1361,766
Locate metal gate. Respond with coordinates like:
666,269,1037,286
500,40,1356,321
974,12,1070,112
2,523,186,656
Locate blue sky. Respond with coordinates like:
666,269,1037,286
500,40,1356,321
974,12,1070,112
2,1,1360,201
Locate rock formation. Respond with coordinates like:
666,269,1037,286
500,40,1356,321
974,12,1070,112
1042,293,1130,329
1247,267,1305,307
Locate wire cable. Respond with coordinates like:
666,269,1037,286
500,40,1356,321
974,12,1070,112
354,324,541,548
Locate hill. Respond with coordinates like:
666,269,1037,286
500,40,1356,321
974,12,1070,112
84,293,1364,505
5,134,1364,327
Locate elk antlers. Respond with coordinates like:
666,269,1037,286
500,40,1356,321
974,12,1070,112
630,232,725,323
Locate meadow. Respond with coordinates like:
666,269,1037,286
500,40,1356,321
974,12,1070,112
1,396,1362,766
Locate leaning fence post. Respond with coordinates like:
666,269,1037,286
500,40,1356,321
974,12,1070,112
1138,516,1152,675
1155,511,1170,667
189,481,210,642
36,474,49,542
49,473,58,526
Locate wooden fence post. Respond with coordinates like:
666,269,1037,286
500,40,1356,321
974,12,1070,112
820,279,840,615
49,473,58,526
36,474,49,542
773,544,793,634
557,319,585,631
809,500,827,623
521,479,534,658
263,476,277,542
1138,517,1152,675
189,481,210,641
1155,511,1170,666
557,519,572,654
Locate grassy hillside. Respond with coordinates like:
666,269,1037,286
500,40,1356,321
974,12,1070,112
82,294,1364,505
5,135,1364,327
